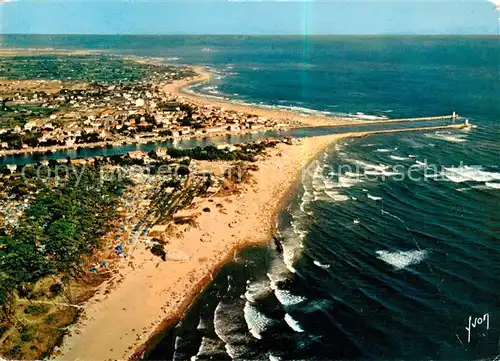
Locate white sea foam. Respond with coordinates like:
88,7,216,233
364,170,399,177
284,314,305,332
243,302,273,340
275,288,307,306
313,260,331,269
382,170,400,176
364,170,382,176
390,155,408,161
376,250,428,270
347,112,389,120
283,247,297,273
325,191,350,201
323,178,337,189
195,337,224,359
299,187,313,212
355,160,390,172
269,354,282,361
267,273,307,306
367,194,382,201
424,173,442,179
376,148,395,153
485,182,500,189
415,160,427,167
244,281,272,303
457,184,496,192
197,316,209,331
442,166,500,183
344,171,360,178
274,104,334,117
338,175,362,188
425,132,468,143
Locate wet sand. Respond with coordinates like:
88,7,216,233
52,124,469,361
164,67,356,127
164,66,458,128
53,133,351,361
52,65,469,361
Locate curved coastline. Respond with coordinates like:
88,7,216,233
0,66,458,159
165,67,370,127
168,66,459,128
129,124,469,361
53,65,470,361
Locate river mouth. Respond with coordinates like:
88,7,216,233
0,119,454,166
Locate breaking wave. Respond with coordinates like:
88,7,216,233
313,260,331,269
390,155,409,161
485,182,500,189
367,194,383,201
376,250,428,270
441,166,500,183
284,314,305,333
243,302,273,340
424,132,468,143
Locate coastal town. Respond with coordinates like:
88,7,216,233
0,52,302,359
0,59,289,155
0,52,472,360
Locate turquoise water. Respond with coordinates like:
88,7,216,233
2,35,499,360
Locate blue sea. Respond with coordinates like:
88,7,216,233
2,35,499,360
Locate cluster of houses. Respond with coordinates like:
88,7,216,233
0,71,289,152
0,194,31,234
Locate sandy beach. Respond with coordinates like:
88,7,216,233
52,125,469,361
164,67,354,127
164,66,457,128
51,66,468,361
53,133,350,361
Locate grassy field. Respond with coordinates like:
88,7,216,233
0,104,57,128
0,54,192,83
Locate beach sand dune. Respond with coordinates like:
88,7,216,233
53,66,467,361
53,134,347,361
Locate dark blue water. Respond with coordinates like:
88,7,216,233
2,35,499,360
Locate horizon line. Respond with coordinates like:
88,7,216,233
2,33,499,37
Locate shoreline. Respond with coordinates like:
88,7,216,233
51,124,469,361
0,65,458,159
51,65,470,361
166,66,459,128
53,133,350,361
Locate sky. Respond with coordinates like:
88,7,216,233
0,0,498,35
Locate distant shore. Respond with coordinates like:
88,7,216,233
165,66,459,128
163,67,351,127
0,65,458,158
